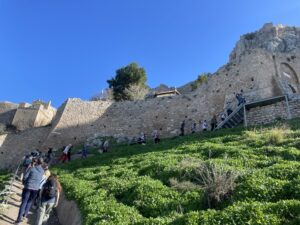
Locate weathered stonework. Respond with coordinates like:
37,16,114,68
0,102,18,125
246,100,288,126
0,127,51,169
0,100,57,131
1,23,300,169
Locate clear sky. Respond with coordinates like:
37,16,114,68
0,0,300,107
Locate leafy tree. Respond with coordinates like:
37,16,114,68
124,84,150,101
107,63,149,101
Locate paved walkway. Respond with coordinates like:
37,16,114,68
0,180,60,225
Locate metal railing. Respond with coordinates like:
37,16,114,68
215,103,245,130
0,160,23,208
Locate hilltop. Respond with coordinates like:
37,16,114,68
53,119,300,225
1,22,300,171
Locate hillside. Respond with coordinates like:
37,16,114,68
52,119,300,225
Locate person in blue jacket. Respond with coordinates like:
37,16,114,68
15,158,44,224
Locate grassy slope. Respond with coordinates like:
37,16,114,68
0,170,11,201
53,119,300,225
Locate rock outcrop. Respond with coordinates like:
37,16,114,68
230,23,300,61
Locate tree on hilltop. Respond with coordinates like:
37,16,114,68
107,63,149,101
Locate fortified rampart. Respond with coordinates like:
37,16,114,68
43,48,300,148
11,100,56,130
0,100,57,131
0,102,18,125
0,127,51,169
1,23,300,169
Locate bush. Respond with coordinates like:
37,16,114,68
234,173,288,202
169,178,199,192
193,162,239,208
263,126,290,145
122,177,182,217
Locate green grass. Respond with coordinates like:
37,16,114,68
0,170,11,202
0,170,10,190
52,119,300,225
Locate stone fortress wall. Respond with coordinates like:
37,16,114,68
43,23,300,148
11,100,57,130
1,23,300,169
0,127,51,169
0,102,18,126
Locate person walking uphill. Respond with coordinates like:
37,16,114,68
59,144,72,163
35,174,61,225
15,158,44,224
210,115,217,131
180,120,185,136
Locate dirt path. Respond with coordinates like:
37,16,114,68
0,180,60,225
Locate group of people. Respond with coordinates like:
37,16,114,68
235,90,246,106
181,119,213,135
129,130,161,145
180,119,210,135
16,154,61,225
179,90,248,135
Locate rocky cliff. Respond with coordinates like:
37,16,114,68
230,23,300,61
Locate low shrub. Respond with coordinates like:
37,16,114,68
193,162,239,208
234,173,288,202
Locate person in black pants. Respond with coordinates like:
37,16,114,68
210,115,217,131
16,158,44,224
180,120,185,136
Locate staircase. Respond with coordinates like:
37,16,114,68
215,104,245,130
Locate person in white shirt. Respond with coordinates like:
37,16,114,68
201,120,208,131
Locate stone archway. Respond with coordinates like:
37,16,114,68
280,62,300,94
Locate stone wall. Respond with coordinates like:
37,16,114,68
11,108,39,130
42,48,300,149
0,127,51,169
56,192,82,225
0,109,16,126
245,97,300,126
2,23,300,169
34,107,56,127
288,98,300,118
0,102,18,126
10,104,56,131
0,102,18,114
246,100,288,126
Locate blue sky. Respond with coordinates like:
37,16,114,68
0,0,300,107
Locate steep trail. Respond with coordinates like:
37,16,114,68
0,179,60,225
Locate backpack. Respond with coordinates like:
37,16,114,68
42,178,57,199
23,158,31,167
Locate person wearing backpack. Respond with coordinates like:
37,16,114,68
16,158,44,224
35,174,61,225
33,164,51,209
20,154,32,181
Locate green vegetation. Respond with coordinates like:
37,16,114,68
53,120,300,225
0,170,10,191
0,170,11,202
191,73,209,90
107,63,149,101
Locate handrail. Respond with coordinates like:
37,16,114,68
0,159,23,207
215,103,245,130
